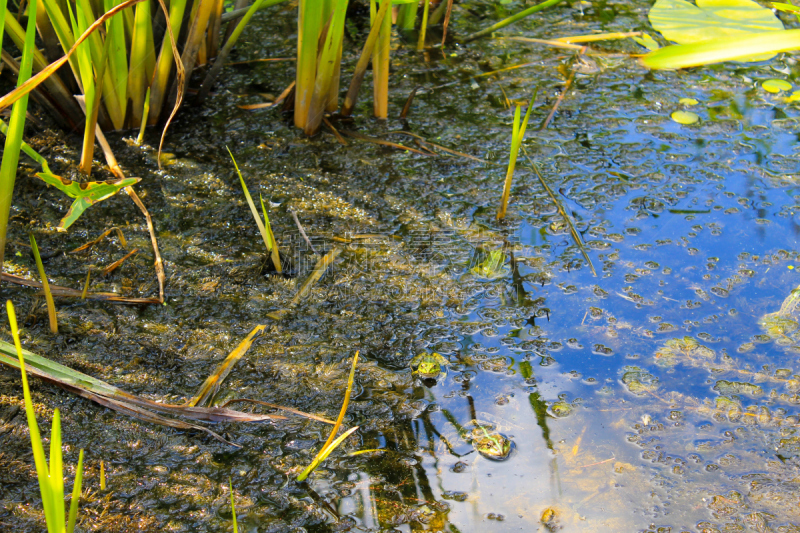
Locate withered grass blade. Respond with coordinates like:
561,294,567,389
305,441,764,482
188,325,266,407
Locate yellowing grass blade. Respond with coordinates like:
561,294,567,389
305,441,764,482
188,325,266,407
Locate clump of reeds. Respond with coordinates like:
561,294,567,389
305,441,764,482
497,93,536,220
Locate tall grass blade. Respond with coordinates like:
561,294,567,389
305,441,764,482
341,0,390,116
29,234,58,333
0,0,38,271
497,92,535,220
305,0,349,134
149,0,187,124
372,0,391,119
295,0,323,128
297,351,359,481
417,0,430,50
259,193,281,271
136,88,150,144
128,0,156,126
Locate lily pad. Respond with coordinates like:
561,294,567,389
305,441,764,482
679,97,699,105
671,110,699,124
649,0,784,43
762,79,793,93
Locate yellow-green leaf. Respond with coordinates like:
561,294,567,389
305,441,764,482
648,0,785,61
35,172,140,230
679,97,699,105
762,79,792,93
641,29,800,69
632,33,660,50
671,110,699,124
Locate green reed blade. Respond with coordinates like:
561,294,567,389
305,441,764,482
341,0,390,116
29,234,58,333
397,0,419,31
149,0,188,124
49,409,65,528
104,0,129,125
136,88,150,144
305,0,349,134
372,0,391,118
129,0,156,126
295,0,323,129
66,449,84,533
0,0,38,270
417,0,430,50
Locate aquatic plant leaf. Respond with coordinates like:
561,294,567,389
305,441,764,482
679,97,699,105
641,29,800,69
762,79,792,93
649,0,784,50
632,33,660,50
671,110,699,124
621,366,659,395
35,172,140,230
654,337,715,367
760,315,799,338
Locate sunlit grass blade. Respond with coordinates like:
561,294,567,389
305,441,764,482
99,460,106,490
128,0,156,126
297,351,359,481
372,0,391,119
66,449,84,533
259,193,281,271
462,0,565,42
0,0,38,271
104,0,129,126
230,478,238,533
417,0,430,50
295,0,323,129
497,92,536,220
305,0,349,134
227,148,281,273
149,0,187,124
341,0,390,116
136,88,150,144
641,29,800,69
29,234,58,333
397,0,419,32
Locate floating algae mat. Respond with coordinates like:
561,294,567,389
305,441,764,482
1,0,800,531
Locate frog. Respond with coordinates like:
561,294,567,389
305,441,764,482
410,352,449,380
462,420,514,461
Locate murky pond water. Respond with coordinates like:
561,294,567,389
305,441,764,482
2,1,800,532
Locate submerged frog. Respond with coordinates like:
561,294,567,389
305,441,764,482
463,420,514,461
410,352,449,380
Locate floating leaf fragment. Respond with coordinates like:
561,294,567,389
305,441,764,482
762,78,793,93
679,97,699,105
671,110,699,124
632,33,660,50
